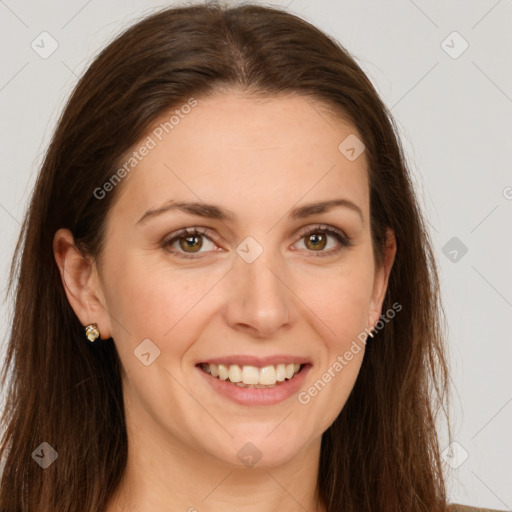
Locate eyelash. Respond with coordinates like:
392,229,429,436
161,224,352,260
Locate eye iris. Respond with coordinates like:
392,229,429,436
305,232,326,251
179,235,203,252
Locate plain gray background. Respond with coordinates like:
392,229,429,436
0,0,511,508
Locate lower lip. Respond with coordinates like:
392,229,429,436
197,364,311,406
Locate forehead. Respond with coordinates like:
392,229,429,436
109,92,369,225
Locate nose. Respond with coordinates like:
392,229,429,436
223,245,296,339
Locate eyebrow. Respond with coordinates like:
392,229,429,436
136,198,364,225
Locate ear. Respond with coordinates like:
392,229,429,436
368,228,397,329
53,228,112,340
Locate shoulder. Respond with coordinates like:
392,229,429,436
448,504,507,512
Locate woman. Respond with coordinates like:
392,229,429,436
0,3,503,511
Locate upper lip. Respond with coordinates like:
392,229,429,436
197,355,311,367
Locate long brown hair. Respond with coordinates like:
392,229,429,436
0,3,451,511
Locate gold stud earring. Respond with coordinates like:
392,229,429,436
85,323,100,342
368,327,375,338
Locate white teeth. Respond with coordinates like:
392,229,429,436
242,365,259,385
276,364,286,382
201,362,303,386
259,365,277,385
218,364,229,381
228,365,242,383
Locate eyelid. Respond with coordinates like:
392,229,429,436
295,223,349,241
162,226,213,245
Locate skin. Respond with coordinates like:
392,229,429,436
53,90,396,512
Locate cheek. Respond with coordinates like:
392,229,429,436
296,259,374,346
304,260,373,419
103,255,221,351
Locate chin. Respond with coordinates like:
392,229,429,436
208,427,311,469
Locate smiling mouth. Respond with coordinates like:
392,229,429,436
198,362,304,388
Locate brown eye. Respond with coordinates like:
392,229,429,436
304,232,327,251
179,234,203,253
295,225,352,256
163,227,217,258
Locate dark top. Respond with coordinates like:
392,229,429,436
448,504,507,512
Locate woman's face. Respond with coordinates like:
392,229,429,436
88,91,395,468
